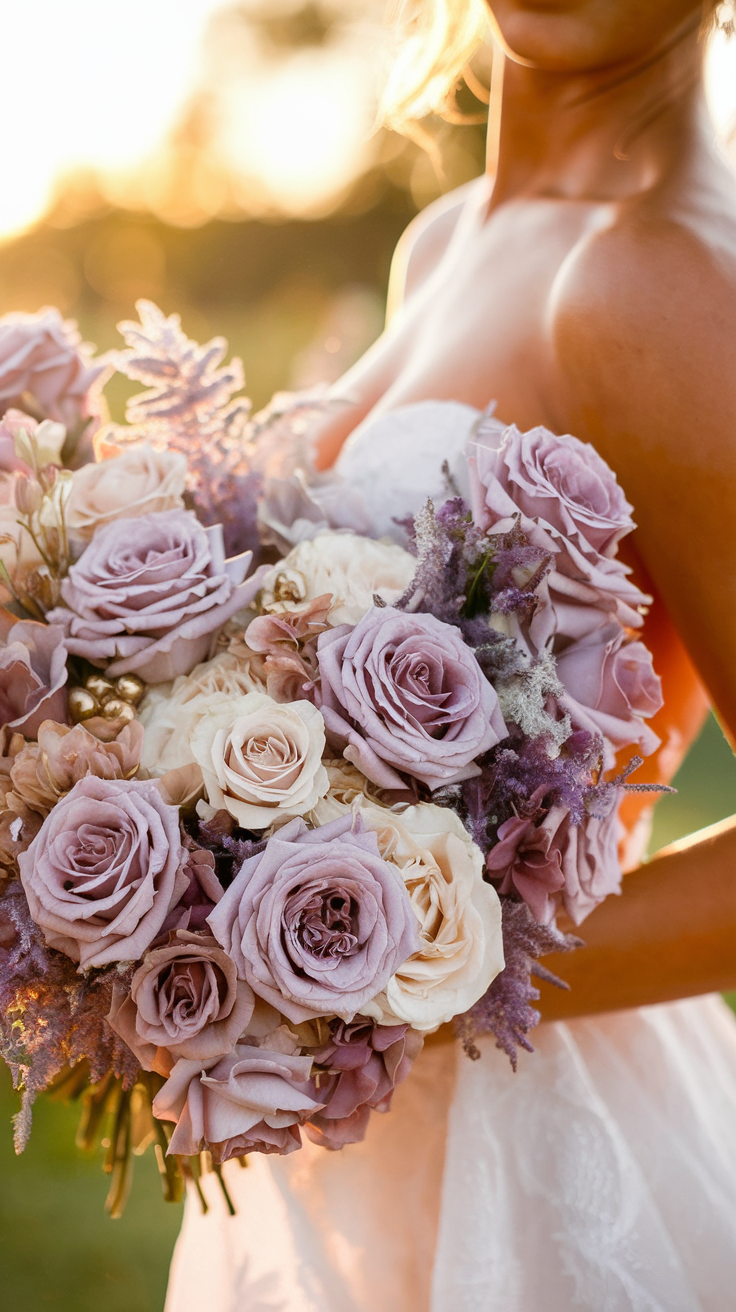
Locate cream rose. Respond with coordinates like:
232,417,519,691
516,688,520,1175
66,443,187,542
138,650,266,777
191,691,329,830
262,530,416,626
308,758,384,826
358,802,504,1032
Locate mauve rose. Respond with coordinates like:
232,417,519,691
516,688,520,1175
0,309,106,428
468,417,634,558
164,844,224,932
561,793,622,925
18,776,190,969
487,788,622,926
208,813,418,1024
107,930,255,1076
48,509,266,684
66,443,187,542
0,621,67,738
316,607,507,791
556,623,663,760
486,789,568,925
305,1018,423,1150
153,1040,324,1161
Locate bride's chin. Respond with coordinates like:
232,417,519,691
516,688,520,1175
484,0,704,75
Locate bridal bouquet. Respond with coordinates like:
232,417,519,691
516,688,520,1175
0,302,664,1215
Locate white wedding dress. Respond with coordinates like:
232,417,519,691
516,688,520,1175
166,404,736,1312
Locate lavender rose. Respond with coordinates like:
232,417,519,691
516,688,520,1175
0,620,67,738
556,623,663,760
208,813,418,1024
107,930,255,1076
18,776,190,969
468,418,634,558
305,1018,423,1150
468,418,650,646
153,1039,324,1161
0,308,106,428
317,607,507,791
48,509,265,684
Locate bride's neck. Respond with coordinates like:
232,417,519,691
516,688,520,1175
486,15,708,205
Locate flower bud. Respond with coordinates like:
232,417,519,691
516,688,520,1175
14,477,43,517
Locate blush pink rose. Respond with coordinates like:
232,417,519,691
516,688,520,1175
153,1042,324,1161
0,620,68,738
0,309,107,428
208,813,418,1024
18,776,190,969
556,623,663,760
107,930,255,1076
316,607,507,791
305,1018,423,1150
66,443,187,542
48,509,265,684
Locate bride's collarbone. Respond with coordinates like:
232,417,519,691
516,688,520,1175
385,185,736,429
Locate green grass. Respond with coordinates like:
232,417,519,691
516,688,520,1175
0,1071,182,1312
0,715,734,1309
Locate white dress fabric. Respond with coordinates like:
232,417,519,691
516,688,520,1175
166,404,736,1312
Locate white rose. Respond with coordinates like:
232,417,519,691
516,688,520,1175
66,443,187,542
262,530,416,626
358,802,504,1032
191,690,329,830
138,650,266,777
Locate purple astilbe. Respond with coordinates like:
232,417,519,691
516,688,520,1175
111,301,260,557
0,880,139,1150
454,898,580,1067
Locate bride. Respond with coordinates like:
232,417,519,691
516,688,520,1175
166,2,736,1308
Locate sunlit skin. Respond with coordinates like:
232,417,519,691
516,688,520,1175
313,0,736,1022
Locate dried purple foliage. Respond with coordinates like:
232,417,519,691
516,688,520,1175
190,810,267,889
111,301,261,558
461,727,603,856
454,898,581,1068
0,880,140,1150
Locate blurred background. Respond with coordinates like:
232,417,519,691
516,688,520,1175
0,2,735,1308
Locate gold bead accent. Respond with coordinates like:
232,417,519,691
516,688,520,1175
85,674,116,704
69,687,99,721
100,699,136,724
114,674,145,706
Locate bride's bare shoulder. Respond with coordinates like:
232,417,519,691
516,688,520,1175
386,178,485,318
549,183,736,449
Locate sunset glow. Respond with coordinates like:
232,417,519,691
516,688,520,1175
0,3,734,242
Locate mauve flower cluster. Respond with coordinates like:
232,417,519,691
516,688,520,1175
0,310,666,1193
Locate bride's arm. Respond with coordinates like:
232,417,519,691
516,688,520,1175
539,214,736,1019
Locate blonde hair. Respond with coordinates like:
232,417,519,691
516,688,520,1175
380,0,491,133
